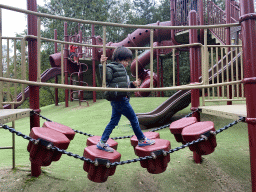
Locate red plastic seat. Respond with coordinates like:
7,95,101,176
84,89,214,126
135,139,171,174
130,132,160,152
43,121,75,140
86,136,118,150
27,127,70,177
182,121,217,155
169,117,197,143
83,145,121,183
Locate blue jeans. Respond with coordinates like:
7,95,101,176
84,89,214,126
101,97,145,142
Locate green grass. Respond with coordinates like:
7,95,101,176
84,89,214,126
0,97,251,192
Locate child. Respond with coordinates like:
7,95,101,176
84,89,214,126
69,44,78,63
97,46,155,153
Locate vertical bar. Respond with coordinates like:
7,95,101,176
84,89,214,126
54,29,58,106
221,47,224,99
239,0,256,190
176,51,180,86
12,106,15,169
203,29,209,100
20,38,26,100
91,24,96,102
226,48,229,100
201,46,205,106
240,48,244,98
231,47,234,99
216,47,220,98
156,44,160,96
21,38,26,80
14,40,17,102
27,0,40,128
150,29,154,89
6,39,10,102
211,47,214,99
235,47,239,98
61,44,64,84
0,8,3,108
135,49,138,81
102,26,106,88
64,22,69,107
173,48,176,86
37,17,41,82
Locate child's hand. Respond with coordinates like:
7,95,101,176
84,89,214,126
133,79,141,87
100,55,108,64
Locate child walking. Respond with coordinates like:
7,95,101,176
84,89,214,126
97,47,155,152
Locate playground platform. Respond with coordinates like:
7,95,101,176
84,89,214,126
0,109,32,124
199,104,246,120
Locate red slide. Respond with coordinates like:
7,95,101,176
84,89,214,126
4,67,61,109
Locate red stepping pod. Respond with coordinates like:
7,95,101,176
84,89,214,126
42,121,75,140
83,145,121,183
135,139,171,174
182,121,217,155
169,117,197,144
86,136,118,150
130,132,160,153
27,127,70,177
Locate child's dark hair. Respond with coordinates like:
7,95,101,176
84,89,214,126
112,46,133,62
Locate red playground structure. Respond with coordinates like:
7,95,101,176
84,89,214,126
1,0,256,190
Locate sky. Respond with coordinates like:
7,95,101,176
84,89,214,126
1,0,49,37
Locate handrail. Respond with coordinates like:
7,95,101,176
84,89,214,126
0,76,243,92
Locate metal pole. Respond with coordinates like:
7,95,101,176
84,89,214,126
150,29,154,89
12,104,15,169
64,22,69,107
226,0,232,105
189,10,201,164
199,0,204,43
79,29,83,102
102,26,107,88
156,45,160,97
0,8,3,109
54,29,59,106
27,0,40,129
176,51,180,86
91,24,96,102
239,0,256,191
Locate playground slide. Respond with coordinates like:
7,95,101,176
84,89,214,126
137,50,242,129
137,90,191,129
4,67,61,109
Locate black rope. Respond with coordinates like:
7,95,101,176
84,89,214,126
215,116,245,134
0,115,245,168
31,111,94,137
